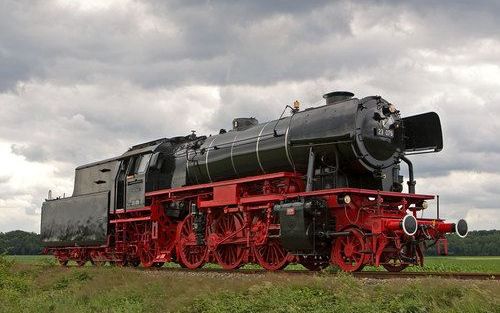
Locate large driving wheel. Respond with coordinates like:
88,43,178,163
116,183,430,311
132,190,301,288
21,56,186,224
212,213,246,270
332,228,366,272
176,215,208,269
254,238,289,271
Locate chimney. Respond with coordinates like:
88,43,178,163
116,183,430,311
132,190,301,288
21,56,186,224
323,91,354,105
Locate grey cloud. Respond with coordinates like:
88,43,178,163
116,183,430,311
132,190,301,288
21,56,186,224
11,143,49,162
2,0,500,91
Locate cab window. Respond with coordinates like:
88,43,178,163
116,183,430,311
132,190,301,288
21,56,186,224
127,156,140,175
138,154,152,173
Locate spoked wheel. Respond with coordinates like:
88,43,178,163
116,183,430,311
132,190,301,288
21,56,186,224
254,238,289,271
57,258,69,266
381,242,409,272
76,260,87,267
176,215,208,269
212,213,246,270
332,228,366,272
140,236,157,268
91,260,106,267
382,242,423,272
89,251,106,267
299,255,330,271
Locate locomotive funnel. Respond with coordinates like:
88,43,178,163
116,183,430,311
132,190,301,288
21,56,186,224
455,219,468,238
323,91,354,105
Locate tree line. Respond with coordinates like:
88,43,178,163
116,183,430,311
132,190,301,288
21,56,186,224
0,229,498,256
425,230,500,256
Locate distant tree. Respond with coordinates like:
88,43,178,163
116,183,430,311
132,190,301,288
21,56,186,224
0,229,498,256
0,231,42,255
425,230,500,256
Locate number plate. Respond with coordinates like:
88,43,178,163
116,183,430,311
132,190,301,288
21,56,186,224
376,128,394,138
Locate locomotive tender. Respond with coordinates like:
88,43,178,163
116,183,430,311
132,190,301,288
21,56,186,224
41,91,468,272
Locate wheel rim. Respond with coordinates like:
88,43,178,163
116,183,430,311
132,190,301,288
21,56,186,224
176,215,207,269
76,260,87,267
140,235,156,268
92,260,106,267
254,238,289,271
332,228,366,272
90,251,106,266
58,258,68,266
382,242,424,272
381,242,408,272
213,213,246,270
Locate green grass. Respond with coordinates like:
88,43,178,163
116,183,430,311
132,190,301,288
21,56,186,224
0,255,499,313
7,255,500,273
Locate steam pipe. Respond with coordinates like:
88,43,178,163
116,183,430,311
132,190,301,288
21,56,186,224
400,155,416,194
306,147,315,192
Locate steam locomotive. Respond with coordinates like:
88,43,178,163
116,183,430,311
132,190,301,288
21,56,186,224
41,91,468,272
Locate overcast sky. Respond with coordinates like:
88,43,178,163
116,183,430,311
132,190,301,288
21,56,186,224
0,0,499,233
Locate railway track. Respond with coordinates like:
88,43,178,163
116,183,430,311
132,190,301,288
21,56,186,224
144,267,499,281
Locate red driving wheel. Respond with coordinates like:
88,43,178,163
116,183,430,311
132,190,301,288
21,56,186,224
212,213,246,270
254,238,289,271
176,215,207,269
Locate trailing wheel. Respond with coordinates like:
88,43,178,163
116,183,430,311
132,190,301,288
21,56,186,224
176,215,207,269
57,258,68,266
91,260,106,267
212,213,246,270
76,260,87,267
89,251,106,266
254,238,289,271
332,228,366,272
139,235,157,268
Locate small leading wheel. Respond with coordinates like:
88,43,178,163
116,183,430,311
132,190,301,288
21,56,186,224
212,213,246,270
382,242,423,272
381,242,409,272
254,238,289,271
176,215,208,269
57,258,69,266
332,228,366,272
